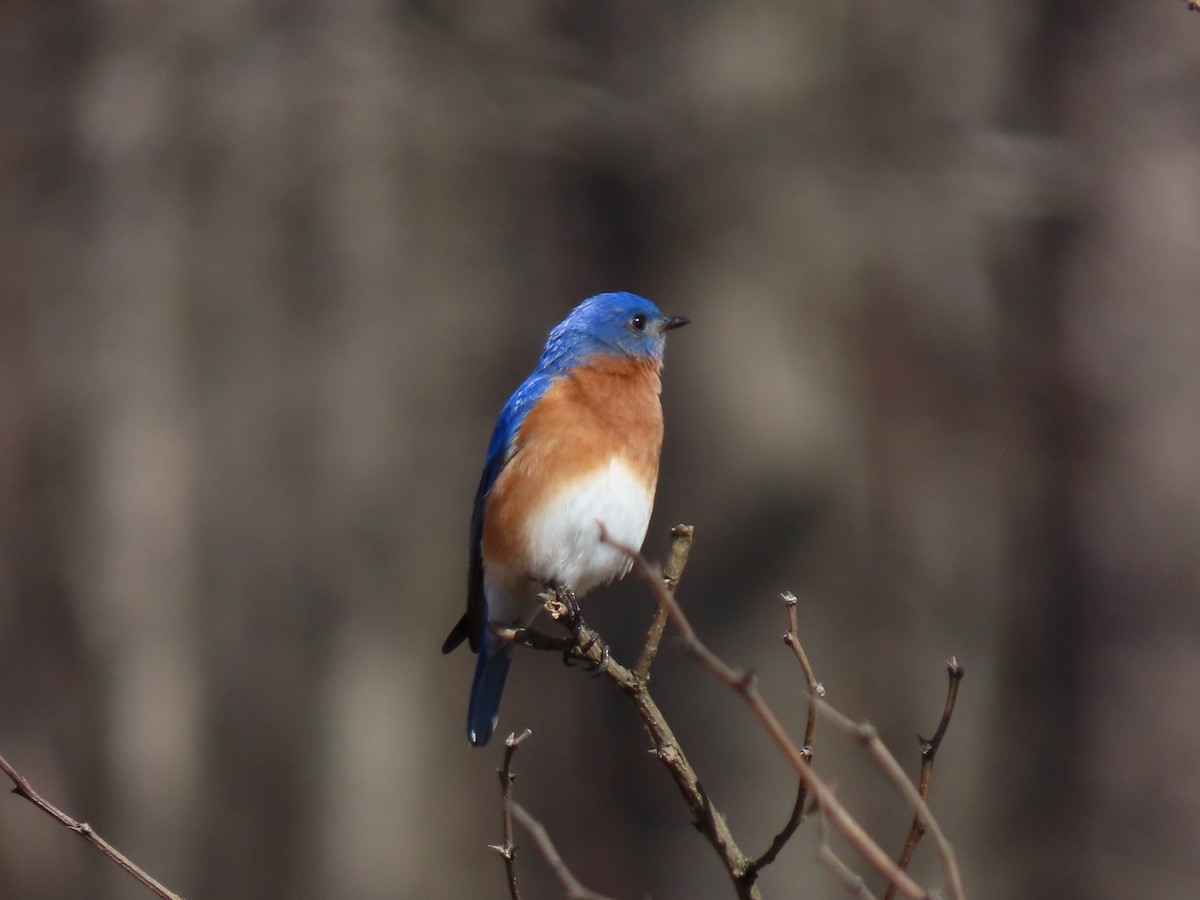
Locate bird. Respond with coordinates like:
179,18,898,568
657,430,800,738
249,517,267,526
442,292,688,746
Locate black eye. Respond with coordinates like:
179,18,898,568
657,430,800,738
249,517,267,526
629,314,648,332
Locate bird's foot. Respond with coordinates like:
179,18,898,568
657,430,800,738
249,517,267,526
553,585,583,632
544,584,584,634
544,584,606,671
562,631,609,673
542,584,582,666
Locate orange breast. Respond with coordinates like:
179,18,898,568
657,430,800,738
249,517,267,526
482,355,665,576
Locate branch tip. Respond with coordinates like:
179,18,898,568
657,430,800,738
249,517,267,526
505,729,532,749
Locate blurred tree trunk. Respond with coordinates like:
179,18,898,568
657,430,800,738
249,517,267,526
0,2,104,897
1000,3,1200,898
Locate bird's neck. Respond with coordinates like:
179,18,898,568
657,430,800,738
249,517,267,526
570,354,662,398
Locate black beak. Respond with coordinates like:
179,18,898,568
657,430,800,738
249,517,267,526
661,316,690,332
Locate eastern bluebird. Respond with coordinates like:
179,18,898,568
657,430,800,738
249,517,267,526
442,292,688,746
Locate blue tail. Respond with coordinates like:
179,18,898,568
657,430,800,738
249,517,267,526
468,642,514,746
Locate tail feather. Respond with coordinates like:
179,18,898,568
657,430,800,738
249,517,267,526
467,642,514,746
442,613,470,654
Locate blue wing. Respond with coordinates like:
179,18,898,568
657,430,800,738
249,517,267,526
442,369,555,654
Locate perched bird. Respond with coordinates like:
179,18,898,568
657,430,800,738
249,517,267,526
442,292,688,746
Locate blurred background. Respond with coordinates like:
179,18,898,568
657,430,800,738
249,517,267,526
2,1,1199,898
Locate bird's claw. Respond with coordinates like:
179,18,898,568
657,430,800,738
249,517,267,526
587,641,610,676
553,587,583,634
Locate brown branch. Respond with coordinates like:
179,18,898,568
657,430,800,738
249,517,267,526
490,729,532,899
495,541,761,899
497,623,575,654
512,802,616,900
633,524,694,680
813,697,965,900
0,753,185,900
747,592,823,875
582,634,759,898
601,528,932,900
815,799,877,900
883,658,965,900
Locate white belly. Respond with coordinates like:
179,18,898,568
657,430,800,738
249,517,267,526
524,457,654,596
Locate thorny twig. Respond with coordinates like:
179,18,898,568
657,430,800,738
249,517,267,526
490,729,532,899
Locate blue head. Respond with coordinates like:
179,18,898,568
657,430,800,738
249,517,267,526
537,292,688,376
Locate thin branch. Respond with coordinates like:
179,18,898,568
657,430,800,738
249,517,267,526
748,592,824,875
512,802,616,900
0,753,185,900
495,561,762,898
781,592,824,742
815,799,877,900
490,729,532,900
633,524,694,680
600,528,932,900
814,698,965,900
498,623,575,654
883,659,965,900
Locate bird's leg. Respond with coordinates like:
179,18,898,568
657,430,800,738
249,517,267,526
544,583,582,667
541,584,607,671
549,584,609,675
553,584,583,635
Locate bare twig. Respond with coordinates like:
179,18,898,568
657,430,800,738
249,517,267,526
815,799,876,900
814,698,965,900
748,592,824,875
497,623,575,654
633,524,694,680
0,753,185,900
490,729,533,899
512,802,616,900
601,527,932,900
883,659,965,900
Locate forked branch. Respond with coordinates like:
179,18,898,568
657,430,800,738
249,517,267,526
747,592,824,876
601,527,940,900
499,525,966,900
